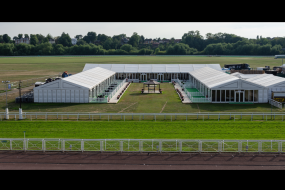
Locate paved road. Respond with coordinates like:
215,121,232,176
0,152,284,170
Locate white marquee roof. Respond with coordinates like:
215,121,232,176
189,67,239,88
246,74,285,87
83,63,222,73
230,73,266,79
37,67,115,90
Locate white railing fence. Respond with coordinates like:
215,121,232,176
89,79,127,103
269,99,282,109
0,112,285,121
107,79,126,101
0,139,283,153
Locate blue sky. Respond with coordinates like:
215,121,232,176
1,22,285,39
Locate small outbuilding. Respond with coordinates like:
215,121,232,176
142,80,161,93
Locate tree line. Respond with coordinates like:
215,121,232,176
0,31,284,56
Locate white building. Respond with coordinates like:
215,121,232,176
49,39,55,44
15,38,30,45
71,38,77,45
83,63,222,82
34,67,116,103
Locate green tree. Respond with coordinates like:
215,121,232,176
46,33,53,40
97,34,109,43
120,44,132,52
30,35,39,45
103,38,112,50
36,34,45,43
3,34,11,43
24,34,29,39
57,32,72,47
155,48,160,54
18,34,23,39
76,39,87,46
128,32,140,47
43,37,49,43
87,32,96,43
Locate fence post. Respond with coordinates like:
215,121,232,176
62,140,65,152
258,141,262,153
57,113,58,119
23,139,26,152
120,141,123,153
234,115,235,121
241,113,242,120
42,139,45,152
108,115,109,121
251,114,253,121
171,115,172,121
218,113,219,121
159,140,162,153
218,141,222,153
199,140,202,153
186,115,187,121
124,115,125,121
238,141,242,153
100,141,103,152
179,140,182,153
155,115,156,121
80,139,84,152
10,140,12,150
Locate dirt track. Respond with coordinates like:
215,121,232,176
0,151,285,170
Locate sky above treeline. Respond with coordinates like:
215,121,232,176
1,22,285,40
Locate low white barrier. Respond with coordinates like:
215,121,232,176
0,138,284,153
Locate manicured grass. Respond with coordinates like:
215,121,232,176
0,55,282,82
0,120,285,140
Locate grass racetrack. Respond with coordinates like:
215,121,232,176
0,55,282,82
1,120,285,140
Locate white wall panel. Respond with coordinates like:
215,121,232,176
70,90,75,103
34,90,39,102
52,90,57,102
61,90,66,103
79,90,84,103
43,90,47,102
75,90,80,103
56,90,61,102
48,90,52,102
65,90,71,103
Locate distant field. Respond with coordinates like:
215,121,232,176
0,120,284,140
0,83,281,113
0,55,282,82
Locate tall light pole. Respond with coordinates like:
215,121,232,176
2,80,10,119
17,81,23,120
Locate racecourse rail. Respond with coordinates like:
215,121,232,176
0,138,284,153
1,112,285,121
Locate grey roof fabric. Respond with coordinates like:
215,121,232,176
83,63,222,73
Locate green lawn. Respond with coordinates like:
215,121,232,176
0,55,282,82
0,120,285,140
